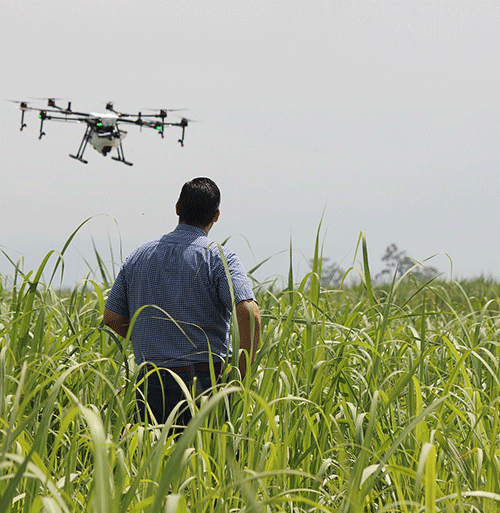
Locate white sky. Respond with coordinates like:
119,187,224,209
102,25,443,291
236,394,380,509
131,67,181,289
0,0,499,286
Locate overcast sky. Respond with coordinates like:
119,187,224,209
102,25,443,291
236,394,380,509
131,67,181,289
1,0,498,287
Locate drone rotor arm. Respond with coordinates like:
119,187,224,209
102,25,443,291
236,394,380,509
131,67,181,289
37,111,94,138
37,114,84,123
116,116,144,126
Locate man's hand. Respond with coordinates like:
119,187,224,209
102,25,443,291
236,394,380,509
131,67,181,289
235,300,261,379
103,307,131,339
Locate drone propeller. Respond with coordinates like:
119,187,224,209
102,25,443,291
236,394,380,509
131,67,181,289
106,102,144,121
26,97,75,114
5,99,29,106
142,108,187,119
177,116,197,123
29,96,70,103
142,107,187,112
172,115,198,127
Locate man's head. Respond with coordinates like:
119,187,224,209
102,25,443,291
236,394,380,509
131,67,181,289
176,177,221,228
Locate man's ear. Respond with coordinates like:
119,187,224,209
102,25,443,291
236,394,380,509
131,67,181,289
175,201,180,216
213,209,220,223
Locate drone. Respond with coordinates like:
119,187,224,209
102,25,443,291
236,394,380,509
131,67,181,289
9,98,189,166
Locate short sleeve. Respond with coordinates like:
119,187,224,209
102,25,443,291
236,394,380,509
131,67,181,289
105,265,130,317
214,248,255,311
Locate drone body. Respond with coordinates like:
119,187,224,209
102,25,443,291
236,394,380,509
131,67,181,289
10,99,189,166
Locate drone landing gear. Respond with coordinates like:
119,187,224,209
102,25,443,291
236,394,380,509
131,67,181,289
20,109,27,131
111,138,133,166
69,155,88,164
177,118,187,147
111,156,133,166
38,111,47,139
69,125,92,164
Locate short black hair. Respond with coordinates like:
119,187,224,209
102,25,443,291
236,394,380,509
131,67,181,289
177,177,221,227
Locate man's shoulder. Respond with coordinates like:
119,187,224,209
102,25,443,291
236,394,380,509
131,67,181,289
135,237,163,252
123,237,162,264
201,237,237,258
205,242,246,274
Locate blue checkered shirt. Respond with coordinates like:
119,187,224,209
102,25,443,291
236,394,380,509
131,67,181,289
105,224,255,367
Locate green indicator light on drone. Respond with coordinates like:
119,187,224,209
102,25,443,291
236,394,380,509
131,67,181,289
96,122,103,127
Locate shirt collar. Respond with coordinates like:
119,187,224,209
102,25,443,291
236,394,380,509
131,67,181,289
174,223,207,236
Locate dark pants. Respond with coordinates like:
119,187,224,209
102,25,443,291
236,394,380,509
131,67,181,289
135,366,218,426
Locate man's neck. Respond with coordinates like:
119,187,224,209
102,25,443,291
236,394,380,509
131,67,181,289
178,220,212,235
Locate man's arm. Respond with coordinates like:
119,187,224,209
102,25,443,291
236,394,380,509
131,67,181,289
103,307,131,339
235,299,261,379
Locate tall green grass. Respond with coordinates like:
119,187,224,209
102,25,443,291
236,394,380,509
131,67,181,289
1,227,500,512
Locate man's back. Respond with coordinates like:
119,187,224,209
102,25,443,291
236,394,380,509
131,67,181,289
105,224,255,367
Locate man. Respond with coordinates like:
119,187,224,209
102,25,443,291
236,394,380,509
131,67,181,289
103,177,260,425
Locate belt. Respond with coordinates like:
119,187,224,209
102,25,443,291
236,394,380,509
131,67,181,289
144,361,222,374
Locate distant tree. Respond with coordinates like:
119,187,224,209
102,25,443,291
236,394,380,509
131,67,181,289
377,244,438,280
308,257,345,288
